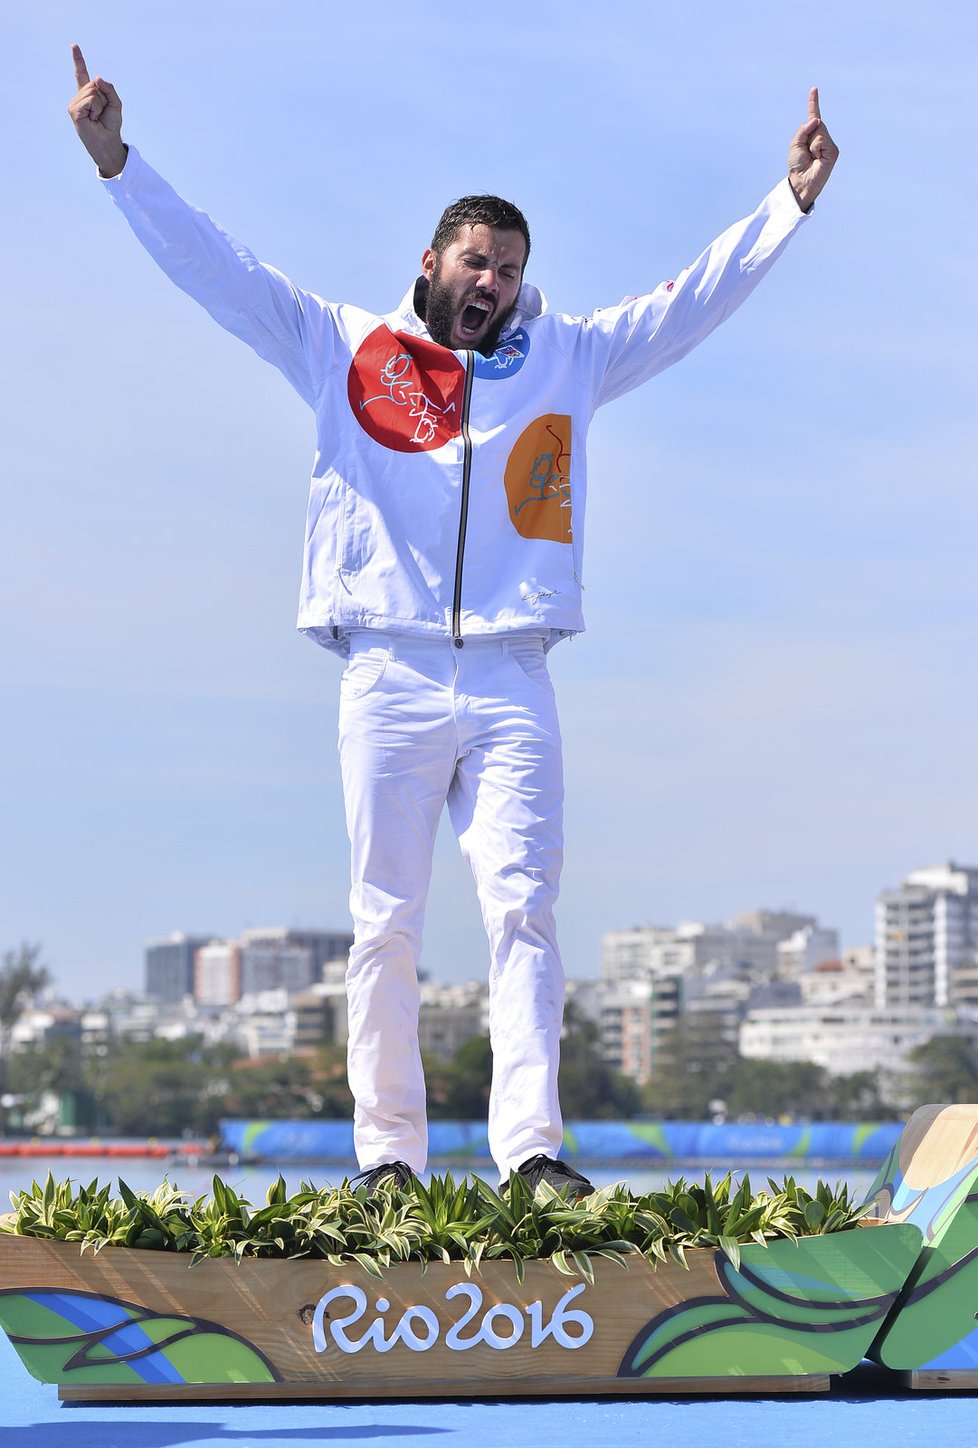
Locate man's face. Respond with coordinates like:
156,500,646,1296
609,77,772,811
421,223,526,355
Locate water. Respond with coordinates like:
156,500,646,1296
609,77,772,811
0,1155,879,1208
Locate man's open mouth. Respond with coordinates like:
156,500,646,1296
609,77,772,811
458,299,493,338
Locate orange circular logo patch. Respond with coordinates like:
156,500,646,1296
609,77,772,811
348,326,465,453
504,414,573,543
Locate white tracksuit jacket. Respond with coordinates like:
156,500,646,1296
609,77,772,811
102,149,809,653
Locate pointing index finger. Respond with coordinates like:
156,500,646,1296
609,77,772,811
808,86,821,121
71,43,91,89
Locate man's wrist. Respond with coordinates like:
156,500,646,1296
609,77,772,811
96,141,128,179
788,176,814,214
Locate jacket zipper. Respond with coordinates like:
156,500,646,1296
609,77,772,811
451,351,475,646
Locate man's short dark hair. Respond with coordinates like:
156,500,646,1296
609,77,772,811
430,195,531,268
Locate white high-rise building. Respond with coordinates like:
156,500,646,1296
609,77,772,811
875,862,978,1009
194,941,241,1006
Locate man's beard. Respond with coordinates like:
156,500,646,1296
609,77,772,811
424,272,516,357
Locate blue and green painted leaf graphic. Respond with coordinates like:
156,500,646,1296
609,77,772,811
872,1191,978,1367
0,1288,279,1386
620,1225,920,1379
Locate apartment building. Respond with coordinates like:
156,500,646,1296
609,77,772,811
876,862,978,1009
145,933,212,1003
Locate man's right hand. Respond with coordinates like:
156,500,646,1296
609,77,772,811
68,43,127,178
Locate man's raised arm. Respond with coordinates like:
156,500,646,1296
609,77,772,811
585,88,840,408
68,44,127,178
65,43,339,411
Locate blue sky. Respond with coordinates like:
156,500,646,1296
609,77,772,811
3,2,977,998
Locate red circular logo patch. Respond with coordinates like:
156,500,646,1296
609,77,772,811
348,327,465,453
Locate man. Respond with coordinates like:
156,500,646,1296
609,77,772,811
68,45,838,1197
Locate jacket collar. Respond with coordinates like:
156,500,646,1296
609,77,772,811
389,277,548,343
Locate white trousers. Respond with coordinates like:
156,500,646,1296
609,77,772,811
337,630,566,1179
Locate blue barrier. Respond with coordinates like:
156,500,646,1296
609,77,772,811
219,1118,902,1166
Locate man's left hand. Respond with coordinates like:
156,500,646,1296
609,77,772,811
788,87,839,212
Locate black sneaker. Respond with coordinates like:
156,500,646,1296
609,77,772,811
351,1160,415,1193
504,1154,594,1199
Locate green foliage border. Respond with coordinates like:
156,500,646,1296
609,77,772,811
2,1170,869,1281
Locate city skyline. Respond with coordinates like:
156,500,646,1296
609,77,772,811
4,4,976,995
20,855,977,1004
14,861,975,1113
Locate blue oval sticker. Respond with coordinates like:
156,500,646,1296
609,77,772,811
473,327,531,379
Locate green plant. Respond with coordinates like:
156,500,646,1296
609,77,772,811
1,1170,870,1277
